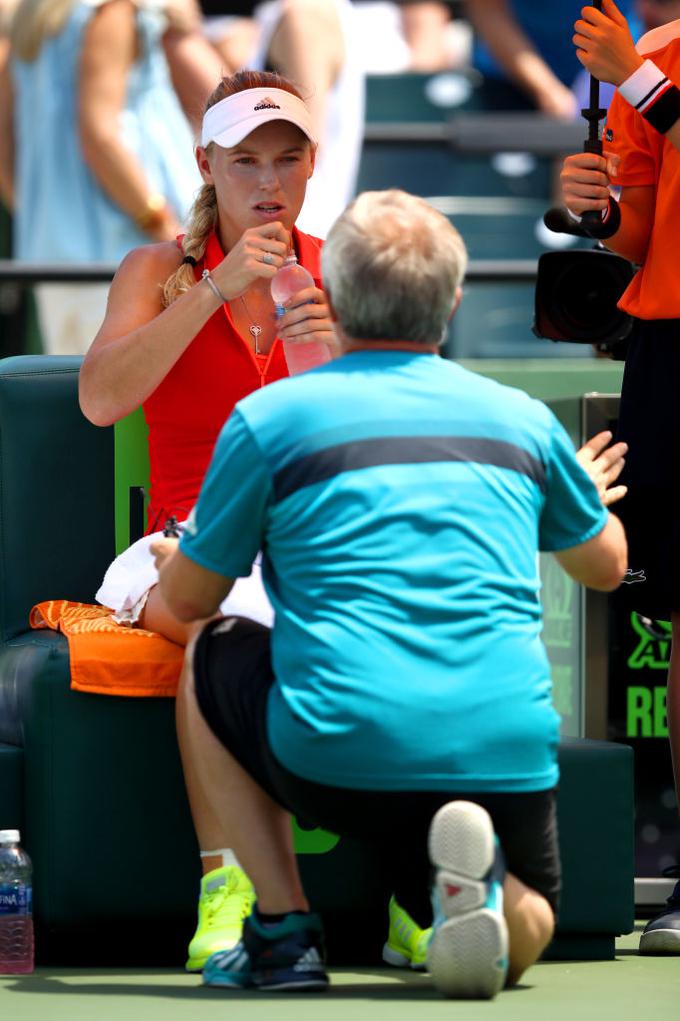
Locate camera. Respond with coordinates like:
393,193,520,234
533,245,635,360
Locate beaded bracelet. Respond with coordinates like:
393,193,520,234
619,59,680,135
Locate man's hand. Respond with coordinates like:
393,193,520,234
150,536,179,572
574,0,643,86
576,430,628,506
560,150,621,216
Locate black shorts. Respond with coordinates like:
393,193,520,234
616,318,680,620
193,617,562,918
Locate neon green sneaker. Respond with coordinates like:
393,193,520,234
382,895,432,970
186,865,255,972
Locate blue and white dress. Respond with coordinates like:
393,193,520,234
12,0,200,264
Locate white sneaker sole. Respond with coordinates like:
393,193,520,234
639,927,680,954
382,943,427,970
427,801,508,999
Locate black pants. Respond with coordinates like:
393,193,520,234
616,318,680,620
193,617,562,926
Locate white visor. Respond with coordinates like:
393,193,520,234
201,88,317,149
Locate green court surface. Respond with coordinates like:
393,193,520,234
0,925,676,1020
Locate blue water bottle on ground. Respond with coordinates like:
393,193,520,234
0,829,34,973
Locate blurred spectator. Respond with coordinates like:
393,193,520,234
0,0,219,355
637,0,680,29
199,0,260,70
466,0,639,115
353,0,471,73
161,0,225,131
0,0,18,72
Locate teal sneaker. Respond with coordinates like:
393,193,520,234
427,801,508,999
382,896,431,969
203,909,329,992
185,865,254,972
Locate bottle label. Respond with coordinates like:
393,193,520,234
0,884,32,915
275,301,314,321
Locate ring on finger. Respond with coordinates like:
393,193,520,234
262,252,274,266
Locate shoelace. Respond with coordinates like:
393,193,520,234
204,885,253,929
662,864,680,907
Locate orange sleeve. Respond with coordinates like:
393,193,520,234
605,91,660,188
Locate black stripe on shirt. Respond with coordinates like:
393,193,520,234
272,435,546,503
636,76,670,110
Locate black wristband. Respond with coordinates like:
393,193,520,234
643,83,680,134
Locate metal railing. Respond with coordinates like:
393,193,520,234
364,113,584,156
0,259,539,285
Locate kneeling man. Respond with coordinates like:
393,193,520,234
155,189,627,998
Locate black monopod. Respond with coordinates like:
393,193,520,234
543,0,621,240
533,0,633,353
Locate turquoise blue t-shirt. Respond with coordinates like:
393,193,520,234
181,351,608,793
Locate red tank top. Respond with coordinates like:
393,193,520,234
143,227,323,530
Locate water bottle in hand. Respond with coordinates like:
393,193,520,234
270,254,331,375
0,830,34,974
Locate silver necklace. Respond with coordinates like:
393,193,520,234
240,295,263,354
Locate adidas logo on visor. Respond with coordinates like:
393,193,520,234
254,98,281,111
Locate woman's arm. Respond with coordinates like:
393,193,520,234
78,0,179,240
79,242,221,425
161,0,222,134
267,0,344,147
0,55,14,208
79,220,291,426
466,0,576,117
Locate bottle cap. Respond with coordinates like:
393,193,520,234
0,829,20,844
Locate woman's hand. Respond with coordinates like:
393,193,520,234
560,151,620,216
276,285,335,348
211,222,291,299
574,0,642,85
576,430,628,507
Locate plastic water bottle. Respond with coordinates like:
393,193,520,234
0,830,34,974
270,254,332,375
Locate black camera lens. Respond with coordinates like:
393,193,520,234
534,249,634,345
551,259,630,339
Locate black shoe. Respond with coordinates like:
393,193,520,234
639,866,680,954
203,909,329,991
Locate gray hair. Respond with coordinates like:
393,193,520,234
321,189,467,347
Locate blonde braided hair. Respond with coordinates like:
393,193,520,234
162,181,217,307
162,70,306,308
